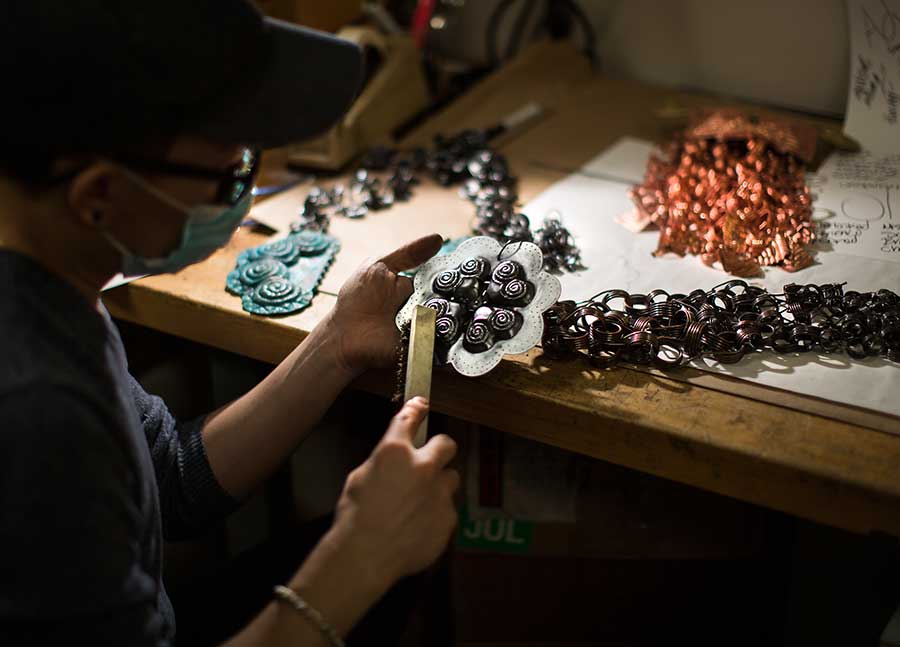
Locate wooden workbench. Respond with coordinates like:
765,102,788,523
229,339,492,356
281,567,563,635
104,42,900,537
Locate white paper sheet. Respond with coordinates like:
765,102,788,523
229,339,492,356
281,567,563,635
844,0,900,155
579,136,658,184
523,144,900,419
811,151,900,263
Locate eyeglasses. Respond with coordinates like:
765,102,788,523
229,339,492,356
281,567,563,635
49,148,261,206
112,148,261,206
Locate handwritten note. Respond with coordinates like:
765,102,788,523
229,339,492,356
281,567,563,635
844,0,900,154
811,151,900,263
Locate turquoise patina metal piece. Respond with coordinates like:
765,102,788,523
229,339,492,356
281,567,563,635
292,229,333,256
226,257,290,295
226,231,340,316
237,236,302,266
241,276,313,316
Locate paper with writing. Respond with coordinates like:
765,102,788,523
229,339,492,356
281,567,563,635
844,0,900,154
811,151,900,263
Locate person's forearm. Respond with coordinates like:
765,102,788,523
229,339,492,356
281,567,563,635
220,527,390,647
201,312,358,498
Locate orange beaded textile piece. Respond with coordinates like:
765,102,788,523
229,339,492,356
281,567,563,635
629,110,818,277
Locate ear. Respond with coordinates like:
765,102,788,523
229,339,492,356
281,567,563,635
66,161,122,229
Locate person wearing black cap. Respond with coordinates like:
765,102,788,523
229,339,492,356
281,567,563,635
0,2,458,646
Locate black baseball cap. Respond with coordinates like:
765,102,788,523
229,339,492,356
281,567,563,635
0,0,364,154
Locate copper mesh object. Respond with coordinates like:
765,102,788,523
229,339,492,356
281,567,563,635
630,109,818,277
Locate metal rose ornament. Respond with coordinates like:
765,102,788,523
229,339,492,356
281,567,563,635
226,230,340,316
396,236,561,377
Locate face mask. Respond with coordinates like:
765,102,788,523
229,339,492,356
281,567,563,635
102,168,253,277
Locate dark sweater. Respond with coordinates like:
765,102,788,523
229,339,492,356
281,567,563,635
0,250,237,646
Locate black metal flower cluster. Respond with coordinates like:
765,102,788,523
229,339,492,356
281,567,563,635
424,256,535,361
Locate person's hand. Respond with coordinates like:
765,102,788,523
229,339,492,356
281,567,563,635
326,234,443,376
327,397,459,588
279,398,457,638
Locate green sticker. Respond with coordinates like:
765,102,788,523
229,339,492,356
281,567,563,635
456,506,533,553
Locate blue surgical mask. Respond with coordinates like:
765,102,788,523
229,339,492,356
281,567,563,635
103,168,253,277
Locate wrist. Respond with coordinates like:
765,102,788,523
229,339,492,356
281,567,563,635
288,524,393,637
311,311,362,382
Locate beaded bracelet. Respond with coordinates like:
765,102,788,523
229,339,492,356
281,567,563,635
272,585,345,647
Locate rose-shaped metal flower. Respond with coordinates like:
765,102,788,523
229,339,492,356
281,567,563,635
487,307,522,340
458,256,492,281
226,258,290,295
237,237,302,266
396,236,561,377
242,276,313,316
290,230,332,256
433,269,463,294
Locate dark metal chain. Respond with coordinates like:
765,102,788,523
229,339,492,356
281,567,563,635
294,130,583,273
542,281,900,369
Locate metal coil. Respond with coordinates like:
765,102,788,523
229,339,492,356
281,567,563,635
541,282,900,369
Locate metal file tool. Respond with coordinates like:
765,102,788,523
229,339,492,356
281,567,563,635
403,305,436,448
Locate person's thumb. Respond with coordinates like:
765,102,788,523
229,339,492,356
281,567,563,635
378,235,443,273
382,396,429,445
